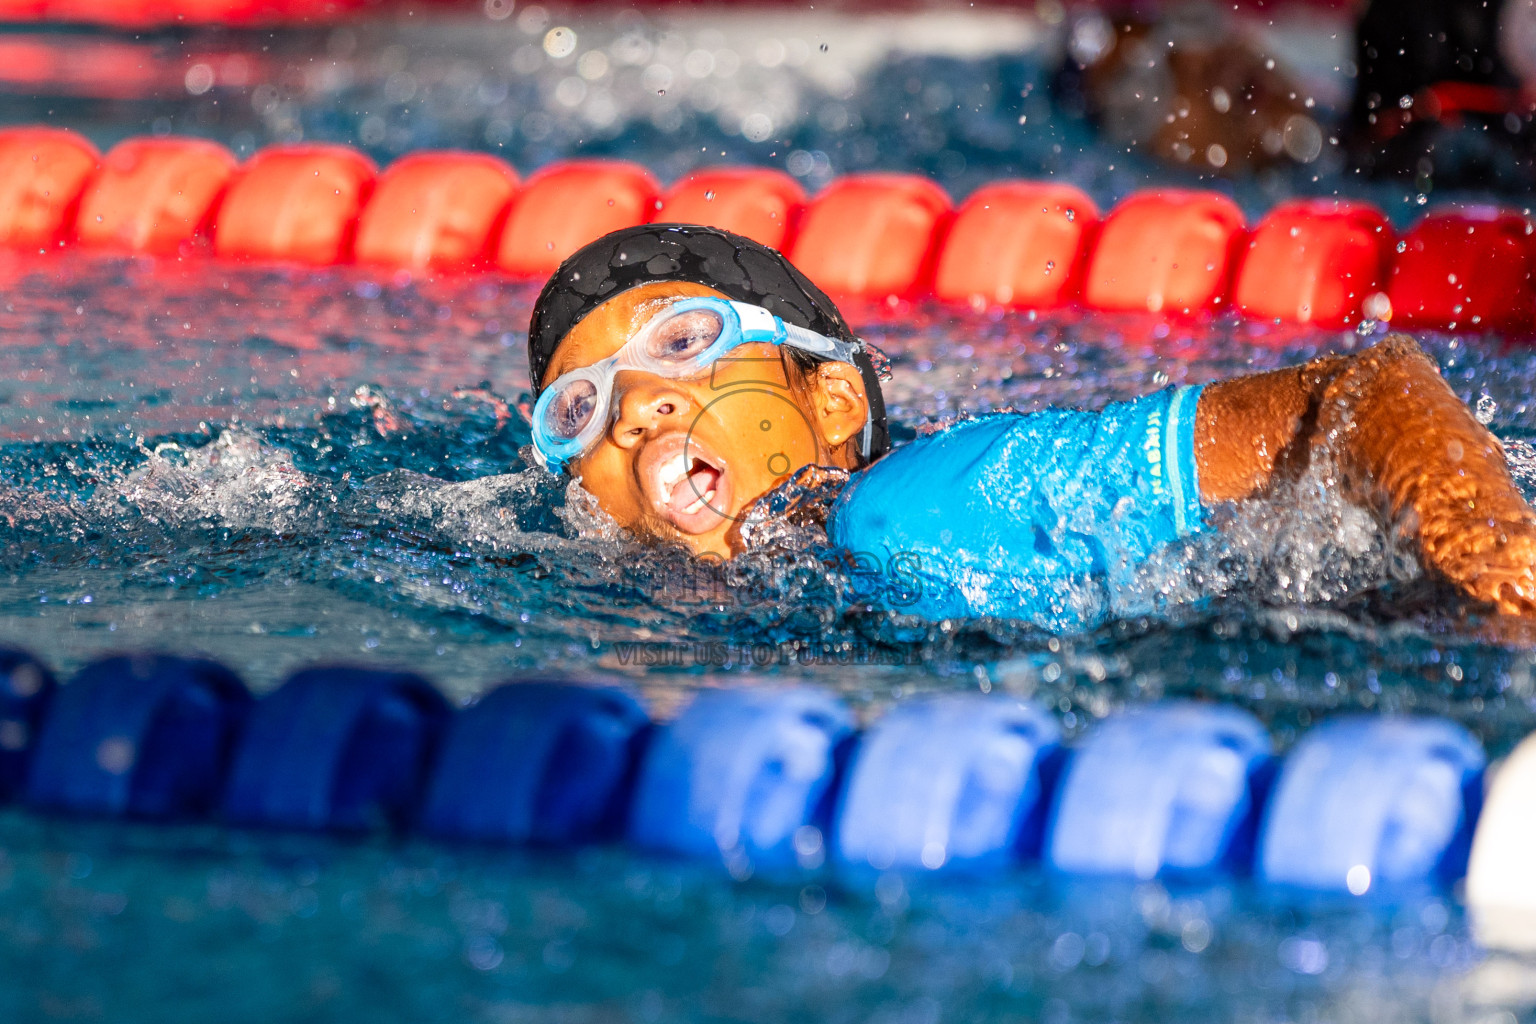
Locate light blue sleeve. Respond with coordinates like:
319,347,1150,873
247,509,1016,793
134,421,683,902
826,385,1206,632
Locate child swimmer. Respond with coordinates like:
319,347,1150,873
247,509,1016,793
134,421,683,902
527,223,1536,631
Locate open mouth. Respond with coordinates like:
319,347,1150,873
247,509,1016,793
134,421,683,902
640,434,734,535
659,453,722,518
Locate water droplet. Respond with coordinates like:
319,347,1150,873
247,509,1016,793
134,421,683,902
704,190,716,201
1476,394,1499,425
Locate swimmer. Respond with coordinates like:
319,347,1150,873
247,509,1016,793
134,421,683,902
527,223,1536,630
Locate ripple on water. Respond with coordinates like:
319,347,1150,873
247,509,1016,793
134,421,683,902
0,233,1534,1024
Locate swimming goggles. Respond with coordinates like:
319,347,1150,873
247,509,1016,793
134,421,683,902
531,296,872,473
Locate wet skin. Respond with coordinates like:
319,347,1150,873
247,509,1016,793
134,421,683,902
545,283,1536,617
1197,334,1536,617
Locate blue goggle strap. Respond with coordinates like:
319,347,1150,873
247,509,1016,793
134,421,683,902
753,306,873,459
724,301,871,455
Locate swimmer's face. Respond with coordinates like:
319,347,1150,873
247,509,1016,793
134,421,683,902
541,281,871,558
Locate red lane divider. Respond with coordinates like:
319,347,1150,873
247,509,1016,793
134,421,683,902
3,0,372,26
657,167,806,252
354,151,517,270
0,126,97,248
1388,208,1536,332
1083,189,1246,316
934,181,1098,310
214,144,376,265
789,173,952,303
3,0,1350,27
1234,199,1393,329
77,137,237,256
2,127,1533,335
495,159,660,279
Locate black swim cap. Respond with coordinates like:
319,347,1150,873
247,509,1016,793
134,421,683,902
527,223,890,460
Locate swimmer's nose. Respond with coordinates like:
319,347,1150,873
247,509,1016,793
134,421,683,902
610,375,693,451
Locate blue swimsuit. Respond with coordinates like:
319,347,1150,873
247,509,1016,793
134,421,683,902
827,386,1207,632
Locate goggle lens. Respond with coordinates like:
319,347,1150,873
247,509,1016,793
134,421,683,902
642,308,723,363
542,377,600,442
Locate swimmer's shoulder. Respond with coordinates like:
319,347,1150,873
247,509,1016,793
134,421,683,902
854,405,1102,477
833,387,1203,534
829,408,1096,540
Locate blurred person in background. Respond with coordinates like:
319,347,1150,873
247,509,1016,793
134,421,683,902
1348,0,1536,190
1053,2,1324,176
1055,0,1536,190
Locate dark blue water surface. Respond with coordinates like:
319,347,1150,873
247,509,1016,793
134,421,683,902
0,248,1530,1022
5,6,1536,1022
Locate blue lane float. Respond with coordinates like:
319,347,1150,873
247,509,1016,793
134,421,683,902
1047,702,1272,878
628,688,852,868
0,644,1514,904
223,666,450,832
26,655,250,819
1258,716,1485,892
420,680,648,844
833,694,1060,873
0,648,55,802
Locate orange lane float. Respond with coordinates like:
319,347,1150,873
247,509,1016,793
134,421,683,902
495,159,660,279
1082,189,1246,316
1388,207,1535,332
3,125,1536,336
656,167,807,251
39,0,165,25
789,173,952,302
1233,199,1393,329
933,180,1098,310
213,144,376,265
0,1,47,22
29,0,368,25
75,137,237,256
353,151,518,270
0,126,98,248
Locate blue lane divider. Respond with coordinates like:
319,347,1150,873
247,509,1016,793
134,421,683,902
1047,702,1273,878
223,666,450,832
1258,716,1486,891
26,655,250,819
0,644,1516,899
628,688,852,868
833,694,1061,873
420,680,649,844
0,649,56,802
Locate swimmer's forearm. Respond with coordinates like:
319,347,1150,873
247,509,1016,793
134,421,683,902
1317,336,1536,612
1197,335,1519,524
1315,337,1514,530
1196,334,1536,614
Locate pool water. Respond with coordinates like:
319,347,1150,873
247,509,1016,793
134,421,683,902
0,812,1497,1024
7,5,1536,1022
2,255,1533,722
0,251,1533,1022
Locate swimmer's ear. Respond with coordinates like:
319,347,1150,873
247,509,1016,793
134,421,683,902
806,361,870,454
